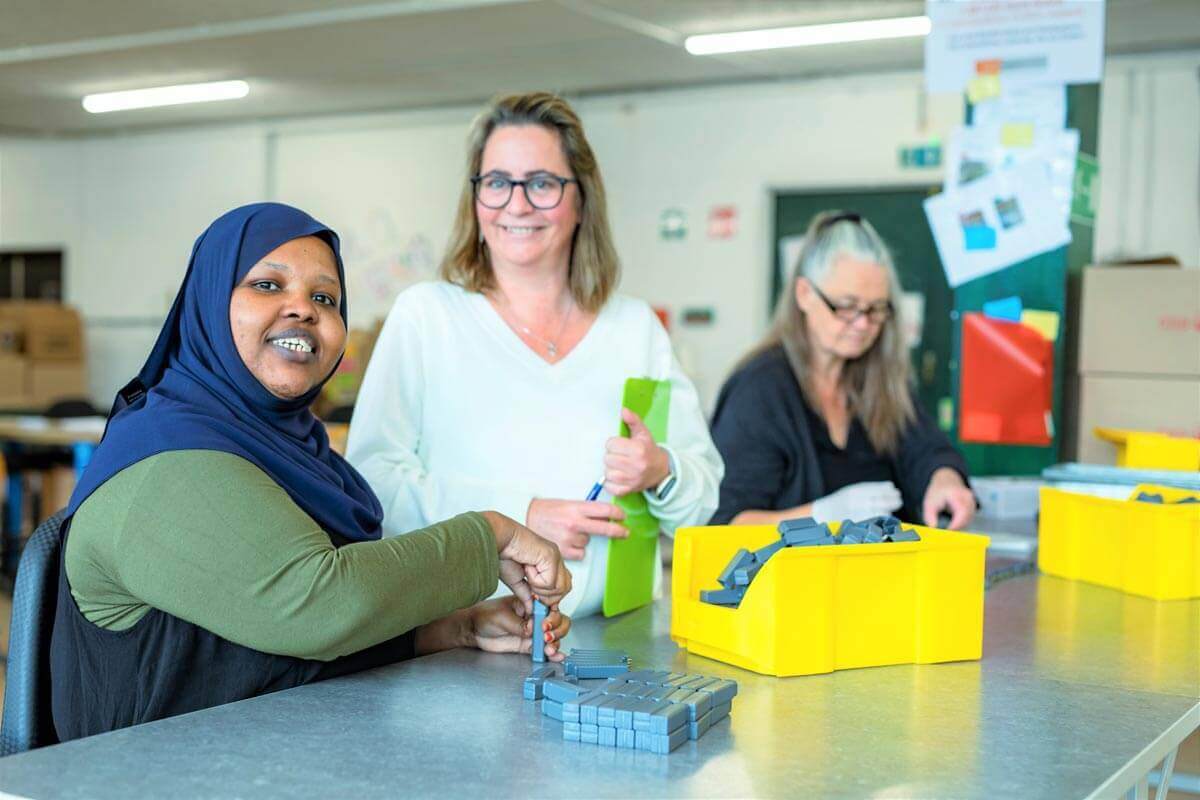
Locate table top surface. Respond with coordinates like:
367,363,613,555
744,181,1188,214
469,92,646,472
0,571,1195,800
0,416,105,447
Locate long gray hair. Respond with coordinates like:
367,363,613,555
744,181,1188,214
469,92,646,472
746,211,914,454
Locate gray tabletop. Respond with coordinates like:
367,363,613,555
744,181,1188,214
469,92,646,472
0,572,1196,800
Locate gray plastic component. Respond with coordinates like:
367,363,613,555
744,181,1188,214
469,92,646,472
662,689,711,721
717,548,755,589
541,698,564,721
688,709,710,740
692,679,738,706
778,516,819,532
532,600,548,663
700,587,744,606
562,689,604,723
648,727,689,754
543,678,588,704
754,538,787,563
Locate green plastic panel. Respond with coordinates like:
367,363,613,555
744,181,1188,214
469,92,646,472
603,377,670,617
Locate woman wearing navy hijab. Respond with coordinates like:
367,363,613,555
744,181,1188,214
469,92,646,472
50,203,571,742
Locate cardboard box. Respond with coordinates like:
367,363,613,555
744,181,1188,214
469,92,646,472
0,301,84,361
0,318,22,354
1078,267,1200,378
28,361,87,407
1076,374,1200,464
0,354,29,405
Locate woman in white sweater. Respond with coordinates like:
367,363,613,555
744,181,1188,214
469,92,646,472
346,92,722,618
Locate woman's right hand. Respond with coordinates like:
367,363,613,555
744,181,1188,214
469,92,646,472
525,499,627,561
480,511,572,611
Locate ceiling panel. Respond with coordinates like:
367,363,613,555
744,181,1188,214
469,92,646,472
0,0,367,49
0,0,1195,135
581,0,925,36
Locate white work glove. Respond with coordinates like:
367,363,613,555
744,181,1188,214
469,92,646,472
811,481,903,523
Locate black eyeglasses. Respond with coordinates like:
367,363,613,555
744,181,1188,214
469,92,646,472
470,171,577,210
811,283,893,324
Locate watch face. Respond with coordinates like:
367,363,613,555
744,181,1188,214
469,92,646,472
656,475,677,500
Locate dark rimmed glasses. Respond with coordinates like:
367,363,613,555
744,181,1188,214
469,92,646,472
811,283,893,324
471,171,577,210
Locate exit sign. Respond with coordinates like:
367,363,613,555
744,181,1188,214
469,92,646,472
899,144,942,169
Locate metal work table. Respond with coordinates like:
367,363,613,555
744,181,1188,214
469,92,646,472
0,571,1195,799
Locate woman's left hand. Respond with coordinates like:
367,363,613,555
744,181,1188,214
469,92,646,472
604,408,670,497
468,596,571,660
922,468,976,529
415,597,570,658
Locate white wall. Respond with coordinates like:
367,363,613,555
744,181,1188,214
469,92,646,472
1095,53,1200,264
2,52,1197,409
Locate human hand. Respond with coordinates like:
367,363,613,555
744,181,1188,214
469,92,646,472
922,468,976,529
467,596,571,660
481,511,572,612
603,408,670,496
414,597,571,659
811,481,902,523
526,498,626,561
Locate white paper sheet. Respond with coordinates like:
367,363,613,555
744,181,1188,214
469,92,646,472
925,0,1105,93
972,85,1067,131
944,124,1079,223
924,161,1072,288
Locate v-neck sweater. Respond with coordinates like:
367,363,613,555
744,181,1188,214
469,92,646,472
346,281,724,617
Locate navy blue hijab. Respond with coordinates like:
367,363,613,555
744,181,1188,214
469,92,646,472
67,202,383,543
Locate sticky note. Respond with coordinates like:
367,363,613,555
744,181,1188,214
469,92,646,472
963,225,997,251
1021,309,1061,341
975,59,1002,75
967,75,1001,104
983,296,1023,322
1001,123,1035,148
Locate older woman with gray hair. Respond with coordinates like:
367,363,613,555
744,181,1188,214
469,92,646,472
710,211,975,529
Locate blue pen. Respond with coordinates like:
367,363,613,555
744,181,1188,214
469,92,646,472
586,481,603,502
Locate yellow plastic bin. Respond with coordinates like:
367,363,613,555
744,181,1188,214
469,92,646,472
670,522,990,677
1094,427,1200,472
1038,484,1200,600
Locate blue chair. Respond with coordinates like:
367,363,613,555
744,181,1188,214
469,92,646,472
0,510,66,755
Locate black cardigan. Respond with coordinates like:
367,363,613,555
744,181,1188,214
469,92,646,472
709,344,969,525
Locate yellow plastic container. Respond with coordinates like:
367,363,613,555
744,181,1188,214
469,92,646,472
1094,427,1200,471
670,522,990,677
1038,484,1200,600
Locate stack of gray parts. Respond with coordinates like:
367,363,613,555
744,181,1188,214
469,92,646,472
523,666,737,754
701,515,920,608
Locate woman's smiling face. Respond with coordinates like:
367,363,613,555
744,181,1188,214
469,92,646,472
475,124,580,273
229,235,346,400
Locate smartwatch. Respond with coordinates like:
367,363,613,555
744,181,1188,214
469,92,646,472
652,450,678,502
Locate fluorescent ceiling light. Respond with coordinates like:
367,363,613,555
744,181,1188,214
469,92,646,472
82,80,249,113
685,16,931,55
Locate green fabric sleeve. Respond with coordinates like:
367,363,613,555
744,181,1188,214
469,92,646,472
65,449,500,662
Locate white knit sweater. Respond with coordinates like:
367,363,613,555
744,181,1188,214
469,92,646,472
345,281,723,617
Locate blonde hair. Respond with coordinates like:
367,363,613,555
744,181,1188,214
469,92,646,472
744,211,914,454
439,92,619,313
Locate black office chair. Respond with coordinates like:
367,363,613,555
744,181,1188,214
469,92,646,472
0,510,66,755
43,399,101,419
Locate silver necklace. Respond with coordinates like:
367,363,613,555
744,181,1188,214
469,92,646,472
498,295,574,359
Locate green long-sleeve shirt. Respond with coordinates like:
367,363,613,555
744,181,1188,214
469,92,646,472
65,449,499,662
